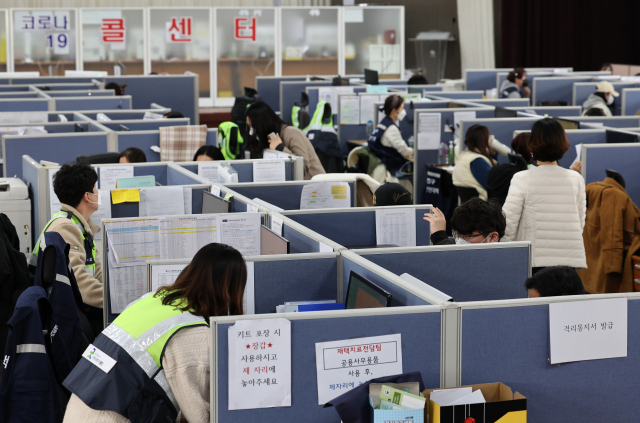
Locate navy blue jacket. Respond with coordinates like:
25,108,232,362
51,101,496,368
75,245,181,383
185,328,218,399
367,116,408,171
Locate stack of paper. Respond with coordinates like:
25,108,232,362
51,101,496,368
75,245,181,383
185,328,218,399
430,387,485,406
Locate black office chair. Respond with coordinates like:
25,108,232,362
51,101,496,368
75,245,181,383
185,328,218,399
508,153,529,171
606,169,626,188
454,186,479,204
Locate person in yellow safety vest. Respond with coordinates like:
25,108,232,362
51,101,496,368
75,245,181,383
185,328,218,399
30,162,104,335
63,243,248,423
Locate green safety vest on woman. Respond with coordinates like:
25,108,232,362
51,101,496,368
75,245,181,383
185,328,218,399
63,291,207,422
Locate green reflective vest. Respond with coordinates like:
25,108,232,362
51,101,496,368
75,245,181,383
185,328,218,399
218,121,244,160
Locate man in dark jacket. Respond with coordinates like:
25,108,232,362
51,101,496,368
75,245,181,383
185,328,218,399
423,198,506,245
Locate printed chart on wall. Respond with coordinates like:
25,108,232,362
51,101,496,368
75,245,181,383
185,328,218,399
315,334,403,404
300,182,351,210
375,208,417,247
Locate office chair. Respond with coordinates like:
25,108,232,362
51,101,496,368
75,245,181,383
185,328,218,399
455,186,479,204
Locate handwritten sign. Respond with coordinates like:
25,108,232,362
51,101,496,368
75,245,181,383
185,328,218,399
228,318,291,410
315,334,402,405
549,298,627,364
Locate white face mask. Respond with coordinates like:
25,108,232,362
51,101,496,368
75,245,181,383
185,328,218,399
88,191,101,206
397,109,407,121
249,127,255,136
607,94,615,105
454,234,490,245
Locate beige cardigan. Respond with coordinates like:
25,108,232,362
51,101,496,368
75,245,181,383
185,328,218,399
47,203,103,308
63,326,211,423
279,124,326,179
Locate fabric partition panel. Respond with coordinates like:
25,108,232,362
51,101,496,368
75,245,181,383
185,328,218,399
256,76,306,113
105,76,197,124
583,144,640,206
55,97,132,111
468,99,530,107
512,106,581,117
573,82,636,115
568,116,640,128
558,130,606,169
47,91,115,98
116,132,161,162
0,92,39,99
132,165,168,185
227,182,356,210
357,244,530,302
16,78,96,85
396,101,451,140
22,157,40,246
459,118,538,164
460,298,640,422
81,112,157,120
4,133,109,179
465,69,512,91
282,223,321,254
306,87,321,117
0,99,49,112
218,187,248,213
533,77,593,106
40,123,91,133
428,91,484,100
214,308,441,423
338,124,367,154
253,256,338,314
179,161,292,183
206,129,218,146
101,120,189,131
0,86,30,92
341,255,430,307
166,166,204,186
281,81,332,126
622,88,640,116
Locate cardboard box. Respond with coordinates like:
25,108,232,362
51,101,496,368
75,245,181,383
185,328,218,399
422,383,526,423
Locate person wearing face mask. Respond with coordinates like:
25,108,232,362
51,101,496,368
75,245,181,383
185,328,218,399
500,67,530,99
582,81,618,117
30,162,104,334
422,197,506,245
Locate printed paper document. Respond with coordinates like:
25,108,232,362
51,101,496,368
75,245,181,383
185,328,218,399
139,186,185,217
220,213,261,256
375,208,416,247
158,216,218,259
253,160,286,182
197,162,220,183
417,113,441,150
150,264,187,292
100,166,133,191
300,182,351,210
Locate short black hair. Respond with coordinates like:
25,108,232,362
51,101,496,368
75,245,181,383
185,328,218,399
163,111,184,119
105,82,126,96
53,162,98,208
193,145,225,161
118,147,147,163
450,197,506,239
525,266,586,297
585,107,606,116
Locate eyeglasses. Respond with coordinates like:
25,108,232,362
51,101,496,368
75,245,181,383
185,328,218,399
452,230,487,243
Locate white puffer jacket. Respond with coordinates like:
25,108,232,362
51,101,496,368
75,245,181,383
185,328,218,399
502,165,587,268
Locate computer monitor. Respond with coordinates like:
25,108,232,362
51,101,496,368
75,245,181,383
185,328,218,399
447,102,466,109
555,118,580,130
495,106,518,118
260,225,290,255
344,271,392,310
364,69,379,85
76,152,120,164
408,87,423,94
202,191,231,214
606,129,639,144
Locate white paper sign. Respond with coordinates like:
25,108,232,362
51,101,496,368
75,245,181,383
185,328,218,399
253,160,286,183
91,190,112,241
228,318,291,410
100,166,134,191
150,264,186,292
212,186,221,197
48,169,61,219
549,298,628,364
219,213,261,256
197,162,220,183
319,242,333,253
375,208,417,247
340,95,360,125
300,182,351,210
271,215,284,236
417,113,441,150
359,94,380,126
315,334,403,405
318,87,354,113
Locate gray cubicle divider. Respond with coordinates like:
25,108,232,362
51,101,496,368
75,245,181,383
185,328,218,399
45,90,115,98
179,155,303,183
573,82,637,115
212,184,267,214
532,76,593,106
99,118,190,132
565,115,640,128
353,242,532,302
114,128,218,162
21,156,45,247
76,109,172,121
464,98,530,108
222,180,358,211
30,83,101,91
426,91,484,101
512,105,581,117
459,293,640,421
281,81,333,125
621,88,640,116
558,129,606,169
458,117,539,157
256,76,307,113
0,97,50,112
277,206,432,249
582,143,640,205
0,85,30,92
105,75,199,125
5,132,110,179
0,121,92,133
54,95,132,111
465,68,515,91
0,92,39,99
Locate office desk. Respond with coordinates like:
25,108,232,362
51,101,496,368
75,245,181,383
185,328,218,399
282,57,338,76
151,59,210,97
216,57,275,98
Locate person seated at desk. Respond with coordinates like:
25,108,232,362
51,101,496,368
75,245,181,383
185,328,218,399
582,81,618,117
245,100,325,180
373,183,413,206
118,147,146,163
164,111,184,119
525,266,586,298
30,162,104,334
452,124,511,201
62,243,247,423
193,145,225,161
423,197,506,245
499,68,530,99
584,107,606,117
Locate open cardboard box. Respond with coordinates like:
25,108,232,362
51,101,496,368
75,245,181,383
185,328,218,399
422,382,526,423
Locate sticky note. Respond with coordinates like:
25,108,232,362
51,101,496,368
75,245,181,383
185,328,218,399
331,185,347,195
224,192,234,201
111,189,140,204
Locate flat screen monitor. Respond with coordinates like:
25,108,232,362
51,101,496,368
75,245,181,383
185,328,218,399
555,118,580,130
606,129,639,144
447,102,466,108
76,152,120,164
202,191,231,214
495,106,518,118
260,225,290,255
364,69,379,85
344,271,392,310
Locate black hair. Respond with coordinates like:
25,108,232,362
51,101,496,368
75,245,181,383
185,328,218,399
53,162,98,208
245,101,288,158
118,147,147,163
450,197,506,239
407,74,428,85
601,63,612,71
507,67,526,83
529,118,569,162
374,183,413,206
383,95,404,116
193,145,225,161
105,82,126,96
163,111,184,119
585,107,606,116
525,266,586,297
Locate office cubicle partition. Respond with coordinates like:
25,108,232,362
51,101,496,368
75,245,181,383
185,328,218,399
45,90,115,98
532,76,593,106
113,128,217,162
621,88,640,116
514,106,581,117
559,129,606,169
462,98,530,108
179,155,304,183
77,109,172,121
280,80,335,125
256,76,307,113
573,82,637,115
458,117,539,157
53,95,132,111
426,91,484,101
582,143,640,205
565,115,640,128
98,118,190,132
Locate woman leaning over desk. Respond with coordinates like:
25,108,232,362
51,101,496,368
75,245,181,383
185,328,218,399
62,243,247,423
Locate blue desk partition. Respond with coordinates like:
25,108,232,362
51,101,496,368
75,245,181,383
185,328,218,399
532,76,593,106
355,242,531,302
511,106,581,117
281,81,333,125
427,91,484,100
256,76,307,113
566,116,640,128
22,156,42,246
466,98,530,108
583,143,640,205
460,296,640,422
213,306,442,423
0,99,49,112
621,88,640,116
0,92,39,99
31,83,100,91
101,119,189,132
17,78,96,85
465,69,514,91
0,85,30,92
79,110,170,121
46,91,115,98
558,130,606,169
4,132,109,179
372,101,453,143
179,158,294,183
222,181,357,211
280,207,432,249
55,96,132,111
106,76,198,124
116,129,217,162
573,82,636,115
459,117,539,162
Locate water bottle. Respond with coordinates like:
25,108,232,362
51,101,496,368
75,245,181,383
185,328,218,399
448,141,455,165
366,120,374,138
438,141,447,165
